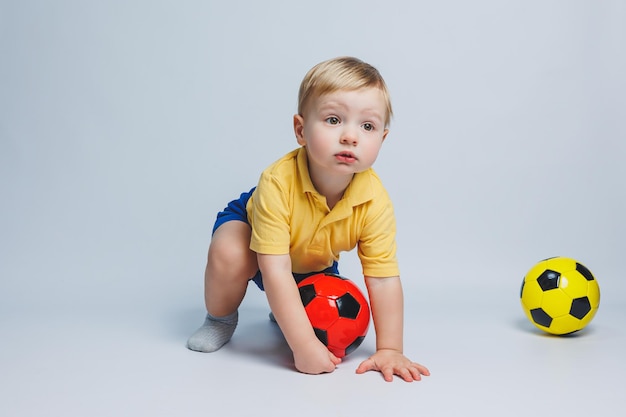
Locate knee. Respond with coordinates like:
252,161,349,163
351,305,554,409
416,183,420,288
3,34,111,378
210,238,248,265
207,236,257,278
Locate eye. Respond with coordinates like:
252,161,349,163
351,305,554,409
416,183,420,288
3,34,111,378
326,116,340,125
362,122,374,132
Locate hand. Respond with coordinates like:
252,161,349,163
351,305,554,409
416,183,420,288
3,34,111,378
293,339,342,375
355,349,430,382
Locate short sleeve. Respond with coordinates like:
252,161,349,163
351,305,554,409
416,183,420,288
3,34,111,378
247,171,291,255
357,191,399,278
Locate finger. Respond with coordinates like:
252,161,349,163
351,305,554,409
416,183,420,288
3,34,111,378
324,363,338,373
329,352,342,365
413,363,431,376
381,366,395,382
355,358,375,374
321,358,339,373
407,363,430,380
398,367,416,382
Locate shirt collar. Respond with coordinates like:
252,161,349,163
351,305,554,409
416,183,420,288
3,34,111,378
296,147,317,194
296,147,376,208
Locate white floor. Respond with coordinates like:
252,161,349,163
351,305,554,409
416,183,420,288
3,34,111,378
2,266,624,417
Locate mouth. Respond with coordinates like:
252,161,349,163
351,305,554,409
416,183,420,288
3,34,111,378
335,151,357,163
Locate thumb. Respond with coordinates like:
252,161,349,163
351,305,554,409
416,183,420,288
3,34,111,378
355,357,375,374
329,351,342,365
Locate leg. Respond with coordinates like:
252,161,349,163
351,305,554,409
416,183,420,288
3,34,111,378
187,221,258,352
204,220,258,316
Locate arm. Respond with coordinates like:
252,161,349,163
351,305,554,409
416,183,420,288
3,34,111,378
258,253,341,374
355,276,430,382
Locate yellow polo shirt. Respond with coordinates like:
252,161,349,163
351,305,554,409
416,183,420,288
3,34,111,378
247,147,399,278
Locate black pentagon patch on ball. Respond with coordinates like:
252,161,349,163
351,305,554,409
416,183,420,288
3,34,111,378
344,336,365,356
335,292,361,319
520,280,525,298
570,296,592,319
576,263,595,281
313,327,328,346
530,308,553,327
537,270,560,291
299,284,317,307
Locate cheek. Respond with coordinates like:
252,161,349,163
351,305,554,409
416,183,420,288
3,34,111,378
302,123,321,142
305,125,330,146
363,142,383,162
307,138,330,156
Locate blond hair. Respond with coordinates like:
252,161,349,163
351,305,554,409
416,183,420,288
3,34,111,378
297,57,393,127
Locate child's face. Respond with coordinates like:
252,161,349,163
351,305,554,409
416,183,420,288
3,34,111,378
294,87,389,180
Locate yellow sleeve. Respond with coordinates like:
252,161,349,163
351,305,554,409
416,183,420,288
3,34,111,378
247,171,291,255
357,191,400,278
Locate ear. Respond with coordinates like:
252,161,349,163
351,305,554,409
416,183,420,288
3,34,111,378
294,114,306,146
382,128,389,143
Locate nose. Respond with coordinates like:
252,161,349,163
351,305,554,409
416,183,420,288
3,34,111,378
340,126,358,146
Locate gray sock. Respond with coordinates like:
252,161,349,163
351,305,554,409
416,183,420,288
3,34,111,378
186,311,238,352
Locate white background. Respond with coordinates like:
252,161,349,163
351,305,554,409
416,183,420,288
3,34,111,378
1,1,625,416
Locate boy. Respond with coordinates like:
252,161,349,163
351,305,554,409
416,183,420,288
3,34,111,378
187,57,430,382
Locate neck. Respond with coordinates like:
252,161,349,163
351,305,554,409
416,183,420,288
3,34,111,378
309,170,353,210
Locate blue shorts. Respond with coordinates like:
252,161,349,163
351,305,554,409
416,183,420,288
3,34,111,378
212,188,256,235
212,188,340,290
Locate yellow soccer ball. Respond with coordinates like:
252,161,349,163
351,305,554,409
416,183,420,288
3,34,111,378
520,257,600,335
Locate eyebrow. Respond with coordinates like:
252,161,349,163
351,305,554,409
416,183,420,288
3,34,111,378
317,101,347,113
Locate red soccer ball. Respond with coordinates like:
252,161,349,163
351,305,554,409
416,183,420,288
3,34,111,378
297,273,370,358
